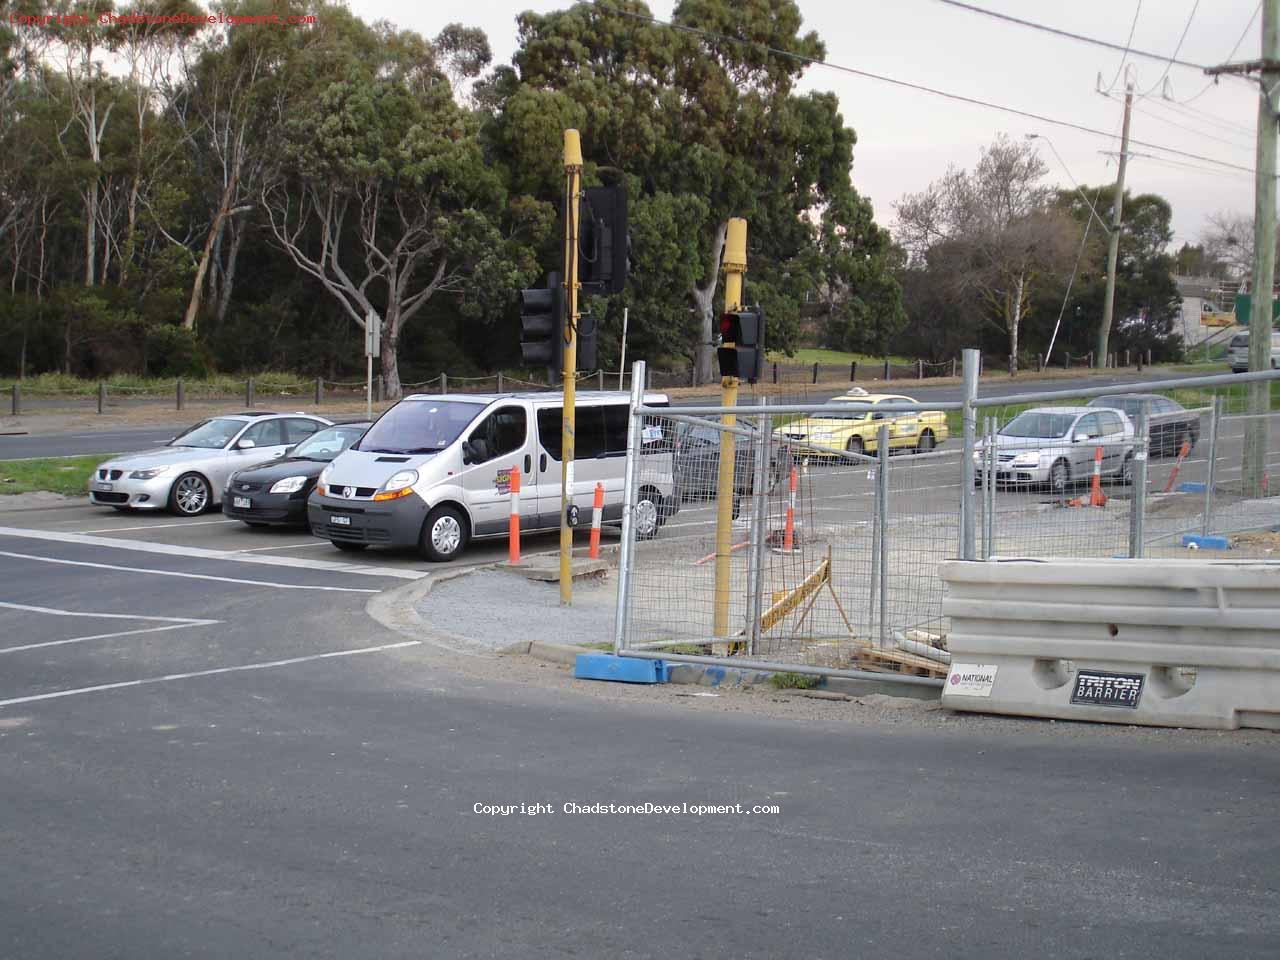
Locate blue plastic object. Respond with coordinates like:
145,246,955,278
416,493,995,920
1178,481,1207,493
1181,533,1230,550
574,653,669,684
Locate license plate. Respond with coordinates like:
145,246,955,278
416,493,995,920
92,481,113,492
331,515,351,526
1070,669,1144,708
233,496,252,509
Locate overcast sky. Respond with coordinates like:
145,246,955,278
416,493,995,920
349,0,1264,249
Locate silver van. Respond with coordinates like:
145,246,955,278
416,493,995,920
307,391,677,561
1227,330,1280,372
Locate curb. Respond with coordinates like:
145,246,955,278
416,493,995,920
520,643,940,702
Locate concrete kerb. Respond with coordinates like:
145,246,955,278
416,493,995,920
370,562,939,701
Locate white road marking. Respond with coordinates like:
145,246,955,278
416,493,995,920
81,519,238,534
0,526,425,580
0,601,219,654
0,640,423,709
0,622,215,654
0,550,380,593
230,541,330,553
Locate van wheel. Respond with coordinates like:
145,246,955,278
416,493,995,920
846,436,864,459
420,505,468,562
634,486,664,540
1119,452,1135,485
916,430,935,453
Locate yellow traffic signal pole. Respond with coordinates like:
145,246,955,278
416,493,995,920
713,218,747,639
560,130,583,605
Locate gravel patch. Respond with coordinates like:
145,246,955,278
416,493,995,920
416,569,617,652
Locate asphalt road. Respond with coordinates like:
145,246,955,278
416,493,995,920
0,505,1276,958
0,367,1230,460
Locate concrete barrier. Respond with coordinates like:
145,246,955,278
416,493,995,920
940,558,1280,730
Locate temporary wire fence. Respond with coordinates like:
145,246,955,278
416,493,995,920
613,359,1280,688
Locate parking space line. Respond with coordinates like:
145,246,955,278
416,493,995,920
231,541,330,553
80,519,238,534
0,601,219,654
0,526,425,580
0,550,381,593
0,622,217,655
0,640,423,709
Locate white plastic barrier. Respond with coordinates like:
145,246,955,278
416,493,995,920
940,558,1280,730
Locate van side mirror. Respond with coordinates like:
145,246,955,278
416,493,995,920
1073,432,1088,443
238,439,257,449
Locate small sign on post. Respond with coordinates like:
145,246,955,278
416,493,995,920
364,311,380,420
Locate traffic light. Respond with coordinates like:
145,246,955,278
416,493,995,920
520,271,564,380
717,306,766,382
577,314,598,371
580,184,629,294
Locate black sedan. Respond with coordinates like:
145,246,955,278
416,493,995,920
1086,394,1199,456
223,422,371,526
673,420,793,513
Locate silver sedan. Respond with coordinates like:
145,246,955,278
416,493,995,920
89,413,332,516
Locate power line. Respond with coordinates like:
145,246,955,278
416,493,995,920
1160,96,1257,138
1141,0,1201,95
1180,0,1260,104
928,0,1210,72
1102,0,1144,94
1120,150,1258,182
608,7,1271,179
1127,99,1255,152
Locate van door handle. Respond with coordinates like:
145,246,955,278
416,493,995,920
540,454,547,472
524,454,532,474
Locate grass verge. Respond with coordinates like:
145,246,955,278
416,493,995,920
0,455,105,496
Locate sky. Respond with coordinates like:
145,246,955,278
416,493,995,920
350,0,1264,251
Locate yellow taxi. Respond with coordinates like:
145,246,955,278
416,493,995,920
774,388,949,457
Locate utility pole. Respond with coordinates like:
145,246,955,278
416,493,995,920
1207,5,1278,498
713,218,747,644
560,130,583,604
1097,80,1133,366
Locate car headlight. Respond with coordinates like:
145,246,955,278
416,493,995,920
1010,452,1040,467
316,464,333,496
269,476,308,495
374,469,418,502
129,466,172,480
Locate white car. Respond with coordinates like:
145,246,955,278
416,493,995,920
90,412,332,516
1227,330,1280,373
974,406,1135,494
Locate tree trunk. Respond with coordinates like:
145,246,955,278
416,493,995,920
183,191,232,331
216,217,245,327
691,220,729,386
84,178,97,286
379,318,401,400
1007,273,1024,377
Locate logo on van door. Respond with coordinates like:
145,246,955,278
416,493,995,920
494,468,512,495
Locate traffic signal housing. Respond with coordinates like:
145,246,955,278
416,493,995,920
520,271,564,380
580,184,629,294
717,306,766,382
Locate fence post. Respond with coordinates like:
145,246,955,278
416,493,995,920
917,359,924,380
1036,353,1044,372
876,423,891,647
883,358,890,381
374,375,383,403
1202,396,1223,537
440,372,448,394
97,381,105,415
1137,351,1144,372
982,417,996,558
597,369,605,391
177,377,185,411
850,361,857,382
1146,348,1153,366
613,359,647,654
951,357,958,378
9,383,18,416
1129,407,1148,558
746,401,773,655
811,362,818,384
960,349,979,560
773,362,779,384
497,371,504,393
869,434,882,635
1087,351,1095,368
245,377,255,408
1064,352,1070,370
1124,349,1130,367
314,377,322,406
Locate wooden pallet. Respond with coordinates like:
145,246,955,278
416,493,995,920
849,643,948,679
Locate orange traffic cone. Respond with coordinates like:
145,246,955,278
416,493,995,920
1089,446,1107,507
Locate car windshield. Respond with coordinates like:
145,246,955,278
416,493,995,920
1000,411,1076,439
1090,397,1141,416
1231,335,1249,348
354,400,482,454
821,402,873,420
170,417,245,449
291,424,367,461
